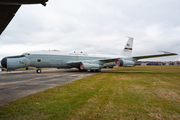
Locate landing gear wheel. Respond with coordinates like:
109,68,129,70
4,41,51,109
90,70,94,72
36,69,41,73
79,68,87,72
78,68,82,71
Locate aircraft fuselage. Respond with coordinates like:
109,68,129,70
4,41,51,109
1,53,116,71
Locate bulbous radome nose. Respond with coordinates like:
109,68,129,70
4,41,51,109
1,57,7,68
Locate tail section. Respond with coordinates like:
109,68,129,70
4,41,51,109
120,37,133,57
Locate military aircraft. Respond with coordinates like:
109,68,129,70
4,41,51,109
0,0,48,35
1,37,178,73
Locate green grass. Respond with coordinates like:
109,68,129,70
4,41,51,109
0,66,180,120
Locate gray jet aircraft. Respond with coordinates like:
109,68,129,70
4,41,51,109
1,38,178,73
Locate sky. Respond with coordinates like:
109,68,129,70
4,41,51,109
0,0,180,61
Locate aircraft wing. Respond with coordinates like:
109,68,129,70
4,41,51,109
0,5,21,35
67,58,120,67
66,61,82,67
133,52,178,60
99,58,119,62
67,58,119,64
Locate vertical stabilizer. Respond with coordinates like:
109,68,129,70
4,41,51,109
120,37,133,57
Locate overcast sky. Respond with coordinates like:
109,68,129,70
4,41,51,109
0,0,180,61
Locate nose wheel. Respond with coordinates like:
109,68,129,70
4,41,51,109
36,68,41,73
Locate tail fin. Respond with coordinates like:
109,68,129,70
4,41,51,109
120,37,133,57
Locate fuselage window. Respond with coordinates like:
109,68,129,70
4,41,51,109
37,59,41,62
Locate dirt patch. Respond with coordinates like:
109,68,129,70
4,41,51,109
153,88,180,101
148,113,163,120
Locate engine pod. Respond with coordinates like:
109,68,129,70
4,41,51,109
80,63,100,70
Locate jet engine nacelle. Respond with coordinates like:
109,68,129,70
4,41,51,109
80,63,101,70
0,0,48,6
115,59,135,67
103,62,116,67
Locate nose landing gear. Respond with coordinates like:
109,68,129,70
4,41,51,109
36,68,41,73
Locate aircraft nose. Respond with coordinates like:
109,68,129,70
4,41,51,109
1,57,7,68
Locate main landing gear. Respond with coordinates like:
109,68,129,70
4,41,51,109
90,69,101,72
78,68,87,72
36,68,41,73
78,68,101,72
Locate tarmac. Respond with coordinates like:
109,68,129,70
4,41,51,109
0,68,106,106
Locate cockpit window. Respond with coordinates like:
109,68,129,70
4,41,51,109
22,53,30,56
7,55,25,58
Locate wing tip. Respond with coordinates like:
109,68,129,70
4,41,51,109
159,51,178,55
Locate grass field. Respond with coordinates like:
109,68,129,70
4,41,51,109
0,66,180,120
